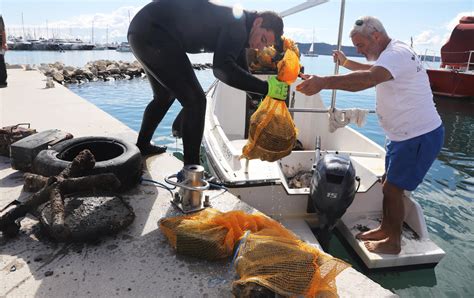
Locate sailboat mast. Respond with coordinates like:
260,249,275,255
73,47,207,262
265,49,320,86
22,12,26,39
91,19,94,44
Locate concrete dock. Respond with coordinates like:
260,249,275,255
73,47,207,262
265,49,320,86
0,68,395,297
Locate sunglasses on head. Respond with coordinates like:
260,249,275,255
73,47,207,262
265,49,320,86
355,19,364,26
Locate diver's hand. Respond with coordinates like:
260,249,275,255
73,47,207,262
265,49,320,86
332,50,347,66
267,76,289,100
296,75,326,96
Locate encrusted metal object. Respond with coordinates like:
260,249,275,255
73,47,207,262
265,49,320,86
165,165,210,213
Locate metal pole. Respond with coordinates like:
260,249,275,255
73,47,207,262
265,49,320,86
330,0,346,111
288,107,375,114
279,0,330,18
91,17,95,44
21,13,25,39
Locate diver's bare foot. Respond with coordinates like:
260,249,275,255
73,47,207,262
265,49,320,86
364,239,401,254
356,227,388,241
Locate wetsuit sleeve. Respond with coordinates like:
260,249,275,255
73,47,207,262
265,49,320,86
212,23,268,96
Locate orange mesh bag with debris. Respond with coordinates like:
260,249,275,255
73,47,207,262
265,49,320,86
281,36,301,60
159,208,349,296
159,208,283,260
249,36,301,72
233,232,349,297
242,49,300,162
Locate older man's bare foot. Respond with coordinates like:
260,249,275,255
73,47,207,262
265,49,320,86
364,239,401,254
356,227,388,241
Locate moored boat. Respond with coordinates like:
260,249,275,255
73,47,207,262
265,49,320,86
304,28,319,57
426,16,474,98
116,42,132,52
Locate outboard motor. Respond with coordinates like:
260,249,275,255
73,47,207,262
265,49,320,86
310,138,357,250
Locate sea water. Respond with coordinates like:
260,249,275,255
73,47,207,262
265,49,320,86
5,51,474,297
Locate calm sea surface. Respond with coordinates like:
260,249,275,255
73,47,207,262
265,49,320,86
6,50,474,297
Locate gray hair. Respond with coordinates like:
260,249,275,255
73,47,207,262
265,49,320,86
349,16,388,38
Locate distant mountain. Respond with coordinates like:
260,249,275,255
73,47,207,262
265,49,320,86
297,42,363,57
296,42,440,61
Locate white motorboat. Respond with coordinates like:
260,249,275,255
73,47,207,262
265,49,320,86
203,0,445,269
116,42,132,52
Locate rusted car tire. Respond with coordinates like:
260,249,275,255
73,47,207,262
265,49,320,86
33,136,142,190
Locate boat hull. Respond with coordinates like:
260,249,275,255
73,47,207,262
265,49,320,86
427,69,474,98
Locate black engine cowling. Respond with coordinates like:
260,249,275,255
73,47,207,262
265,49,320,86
310,153,357,249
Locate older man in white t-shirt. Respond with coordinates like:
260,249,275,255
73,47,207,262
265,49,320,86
296,16,444,254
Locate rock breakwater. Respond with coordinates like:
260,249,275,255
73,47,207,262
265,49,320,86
37,60,213,84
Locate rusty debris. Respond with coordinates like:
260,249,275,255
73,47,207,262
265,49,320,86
0,149,121,240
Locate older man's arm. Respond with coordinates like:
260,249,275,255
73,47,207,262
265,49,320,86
296,66,392,96
333,50,371,71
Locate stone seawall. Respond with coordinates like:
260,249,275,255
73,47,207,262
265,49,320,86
34,60,212,84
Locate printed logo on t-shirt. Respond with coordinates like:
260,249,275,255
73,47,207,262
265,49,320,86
412,54,424,72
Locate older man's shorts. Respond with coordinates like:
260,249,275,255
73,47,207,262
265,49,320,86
385,125,444,191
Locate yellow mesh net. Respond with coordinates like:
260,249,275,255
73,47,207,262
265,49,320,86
159,208,349,297
241,47,301,162
234,233,349,297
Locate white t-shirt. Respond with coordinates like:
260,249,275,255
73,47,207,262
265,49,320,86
374,39,441,141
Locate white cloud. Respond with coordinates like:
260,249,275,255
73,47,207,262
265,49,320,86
7,5,143,42
446,11,474,31
409,30,442,54
414,30,442,45
411,11,473,53
47,6,141,30
284,27,328,43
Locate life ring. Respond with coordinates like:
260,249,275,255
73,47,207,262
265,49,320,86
33,136,142,190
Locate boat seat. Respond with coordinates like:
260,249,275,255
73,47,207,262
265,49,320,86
230,139,247,152
347,156,382,193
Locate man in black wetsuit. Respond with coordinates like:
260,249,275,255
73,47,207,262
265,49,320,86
128,0,288,166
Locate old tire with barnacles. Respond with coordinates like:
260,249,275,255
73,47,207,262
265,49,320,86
32,136,142,190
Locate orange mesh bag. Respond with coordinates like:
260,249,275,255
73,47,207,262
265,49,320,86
251,46,278,70
159,208,349,296
159,209,230,260
159,208,284,260
242,49,300,162
277,50,300,84
281,36,301,61
249,36,301,72
233,232,349,297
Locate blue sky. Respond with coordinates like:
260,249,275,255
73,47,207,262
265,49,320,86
1,0,473,53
